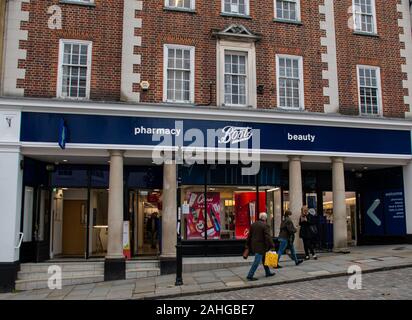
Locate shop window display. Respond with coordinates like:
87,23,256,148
182,186,280,240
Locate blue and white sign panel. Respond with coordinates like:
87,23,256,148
20,112,412,155
364,189,407,236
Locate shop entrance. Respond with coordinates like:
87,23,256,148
129,189,162,257
52,188,88,258
62,199,87,256
51,188,109,258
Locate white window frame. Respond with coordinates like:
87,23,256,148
165,0,195,10
352,0,378,34
163,44,195,104
274,0,301,22
223,51,248,107
356,65,382,116
276,54,305,110
217,40,257,108
56,39,93,100
221,0,250,16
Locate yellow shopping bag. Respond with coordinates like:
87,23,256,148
264,251,278,268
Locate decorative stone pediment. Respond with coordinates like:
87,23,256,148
212,24,261,42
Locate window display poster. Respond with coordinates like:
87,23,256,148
234,192,266,239
186,192,221,240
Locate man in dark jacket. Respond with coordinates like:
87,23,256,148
277,210,303,267
245,212,276,281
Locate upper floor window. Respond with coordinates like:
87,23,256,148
165,0,195,10
222,0,249,16
57,40,92,99
224,52,248,106
276,54,304,110
163,44,195,104
357,65,382,116
275,0,300,22
353,0,377,34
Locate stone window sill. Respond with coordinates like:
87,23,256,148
273,18,303,26
59,0,96,7
163,7,196,14
220,12,252,20
353,31,379,38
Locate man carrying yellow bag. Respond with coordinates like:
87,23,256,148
245,212,276,281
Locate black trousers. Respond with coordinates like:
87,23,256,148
303,238,315,256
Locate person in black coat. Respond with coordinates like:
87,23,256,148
299,206,318,260
245,212,276,281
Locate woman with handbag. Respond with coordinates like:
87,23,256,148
299,206,318,260
277,210,303,267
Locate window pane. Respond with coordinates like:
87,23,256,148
359,67,379,115
278,56,301,109
224,53,248,106
166,46,193,102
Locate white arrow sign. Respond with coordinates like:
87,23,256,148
367,199,382,226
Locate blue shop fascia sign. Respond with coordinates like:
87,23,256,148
20,112,412,155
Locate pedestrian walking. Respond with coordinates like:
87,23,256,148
277,210,303,267
299,206,318,260
245,212,276,281
146,212,160,249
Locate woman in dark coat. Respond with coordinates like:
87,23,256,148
299,206,318,260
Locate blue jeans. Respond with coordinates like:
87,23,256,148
247,253,271,278
277,238,299,264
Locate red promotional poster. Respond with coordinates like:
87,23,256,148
186,192,221,240
234,192,267,239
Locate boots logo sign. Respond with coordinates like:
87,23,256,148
218,126,253,144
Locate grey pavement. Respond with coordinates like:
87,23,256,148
0,244,411,300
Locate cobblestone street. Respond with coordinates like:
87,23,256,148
175,267,412,300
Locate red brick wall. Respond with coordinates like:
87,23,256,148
18,1,407,118
20,0,123,101
138,1,325,112
334,0,407,118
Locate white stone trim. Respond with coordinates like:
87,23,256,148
2,0,30,96
18,142,412,164
216,40,257,108
1,97,412,130
397,0,412,118
121,0,143,102
319,0,339,114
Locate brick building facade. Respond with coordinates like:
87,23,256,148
1,1,412,292
2,0,412,117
